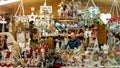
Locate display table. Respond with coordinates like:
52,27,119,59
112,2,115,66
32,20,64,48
61,66,79,68
61,66,93,68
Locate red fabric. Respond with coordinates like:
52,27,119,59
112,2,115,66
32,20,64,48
5,51,10,59
0,18,3,21
1,63,5,67
108,16,120,22
0,63,12,67
6,63,12,67
54,64,62,68
26,49,33,58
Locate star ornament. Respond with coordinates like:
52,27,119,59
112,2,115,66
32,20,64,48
28,12,37,22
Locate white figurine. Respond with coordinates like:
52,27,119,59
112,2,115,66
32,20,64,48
41,48,45,60
84,29,91,38
101,44,109,54
19,42,25,53
94,38,99,52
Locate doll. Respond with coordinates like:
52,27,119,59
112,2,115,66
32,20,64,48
10,41,26,67
101,44,109,54
17,31,25,43
84,28,91,46
93,38,99,52
58,2,69,18
54,36,62,49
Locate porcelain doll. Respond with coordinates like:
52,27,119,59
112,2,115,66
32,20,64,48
107,53,118,66
19,42,25,58
17,32,25,43
35,16,40,27
55,41,61,53
92,54,101,67
101,44,109,54
70,3,78,18
54,29,59,36
25,43,32,59
84,29,91,46
107,31,116,49
93,38,99,52
41,48,45,60
84,56,91,67
10,42,26,67
58,3,69,18
1,50,8,60
38,19,48,31
84,29,91,38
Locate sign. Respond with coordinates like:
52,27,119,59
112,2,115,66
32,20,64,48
40,6,52,14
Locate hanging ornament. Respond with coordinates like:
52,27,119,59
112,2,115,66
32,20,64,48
14,0,28,23
100,13,111,24
28,7,37,22
0,16,7,24
110,0,120,17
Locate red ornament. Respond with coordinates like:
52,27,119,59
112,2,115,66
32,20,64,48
0,18,3,21
54,63,63,68
118,16,120,21
116,48,120,52
1,63,5,67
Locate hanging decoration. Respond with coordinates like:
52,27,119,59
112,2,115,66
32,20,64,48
110,0,120,17
1,0,120,67
0,16,7,24
100,13,111,24
107,0,120,23
106,0,120,34
28,7,37,22
107,16,120,23
14,0,29,23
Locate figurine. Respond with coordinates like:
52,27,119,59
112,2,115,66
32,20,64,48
84,28,91,46
58,3,69,18
101,44,109,54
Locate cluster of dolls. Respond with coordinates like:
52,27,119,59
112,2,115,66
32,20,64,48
57,0,100,20
52,40,118,68
58,0,81,18
0,32,50,67
52,24,120,68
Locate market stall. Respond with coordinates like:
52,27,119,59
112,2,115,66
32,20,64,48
0,0,120,67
